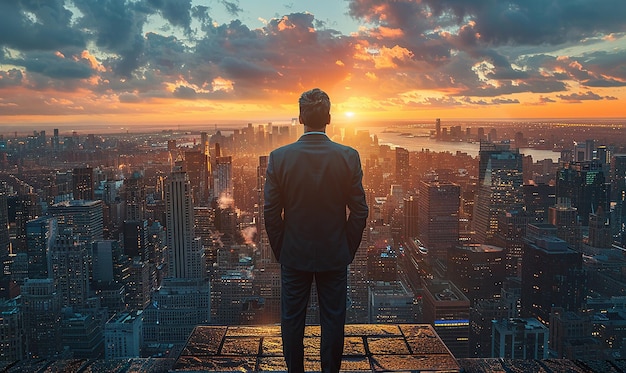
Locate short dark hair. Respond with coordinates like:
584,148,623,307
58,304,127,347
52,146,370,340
299,88,330,129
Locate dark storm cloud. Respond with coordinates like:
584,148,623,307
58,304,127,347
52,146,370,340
348,0,626,46
0,0,84,50
0,69,23,88
73,0,151,77
6,50,93,80
346,0,625,103
583,79,626,88
146,0,192,31
144,33,189,75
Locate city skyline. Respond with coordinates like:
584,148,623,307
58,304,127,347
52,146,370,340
0,0,625,129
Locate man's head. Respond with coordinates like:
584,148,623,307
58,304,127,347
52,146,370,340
299,88,331,130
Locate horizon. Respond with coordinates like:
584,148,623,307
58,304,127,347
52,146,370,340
2,116,626,137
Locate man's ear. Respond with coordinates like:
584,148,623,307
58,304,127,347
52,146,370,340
299,115,304,124
327,113,331,125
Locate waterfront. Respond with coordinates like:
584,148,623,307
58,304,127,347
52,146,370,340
367,127,560,162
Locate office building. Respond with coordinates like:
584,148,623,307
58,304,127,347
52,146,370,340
126,259,151,311
549,307,599,359
48,199,104,244
72,166,94,200
422,280,471,358
491,318,548,359
184,150,210,205
418,180,460,260
611,154,626,244
123,171,146,221
20,279,62,358
523,183,556,223
521,224,584,324
49,233,90,307
143,278,211,344
214,156,233,202
104,310,143,359
472,142,523,244
493,209,532,276
447,244,505,305
60,309,104,358
395,147,410,190
548,198,582,249
367,244,398,282
368,281,418,324
123,220,149,260
469,298,509,358
0,298,25,362
402,195,419,239
556,160,610,226
92,240,119,283
25,216,58,279
165,169,205,280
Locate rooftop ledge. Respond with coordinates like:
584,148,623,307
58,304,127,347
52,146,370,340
2,324,625,372
176,324,459,372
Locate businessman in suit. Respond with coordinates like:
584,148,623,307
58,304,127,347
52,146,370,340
264,88,368,373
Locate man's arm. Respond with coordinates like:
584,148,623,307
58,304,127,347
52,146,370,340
263,152,285,260
346,151,368,257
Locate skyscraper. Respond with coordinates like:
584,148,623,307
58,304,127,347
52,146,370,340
48,199,104,244
123,171,146,221
214,156,233,203
21,278,62,358
72,166,94,201
556,159,610,226
521,224,584,324
164,169,205,280
417,180,460,260
395,147,410,190
611,154,626,244
184,150,210,206
25,216,58,279
472,142,523,244
49,232,90,307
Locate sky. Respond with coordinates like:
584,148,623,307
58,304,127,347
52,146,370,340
0,0,625,129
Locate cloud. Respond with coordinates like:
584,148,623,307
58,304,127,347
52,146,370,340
557,90,610,101
0,69,23,88
6,50,94,80
0,0,85,51
220,1,243,16
0,0,624,119
173,85,197,99
146,0,193,31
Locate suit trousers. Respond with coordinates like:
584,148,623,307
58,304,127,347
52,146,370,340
280,264,348,373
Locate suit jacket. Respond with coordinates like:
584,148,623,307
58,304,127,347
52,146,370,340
263,132,368,272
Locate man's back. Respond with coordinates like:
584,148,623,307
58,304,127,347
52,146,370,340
264,132,368,272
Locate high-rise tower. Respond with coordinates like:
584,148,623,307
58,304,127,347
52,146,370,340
164,169,204,280
418,180,460,260
472,142,523,244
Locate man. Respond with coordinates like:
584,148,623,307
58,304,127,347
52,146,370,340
264,88,368,373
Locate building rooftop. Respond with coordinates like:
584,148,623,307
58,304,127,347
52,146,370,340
2,324,626,372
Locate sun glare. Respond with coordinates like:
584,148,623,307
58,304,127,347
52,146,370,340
345,111,355,118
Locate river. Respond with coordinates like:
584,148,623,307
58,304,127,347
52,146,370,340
364,127,560,162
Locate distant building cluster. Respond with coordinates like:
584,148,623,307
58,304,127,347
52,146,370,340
1,119,626,362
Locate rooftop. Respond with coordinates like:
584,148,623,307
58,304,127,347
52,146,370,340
2,324,626,372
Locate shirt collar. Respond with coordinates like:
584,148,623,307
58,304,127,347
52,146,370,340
301,131,328,137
